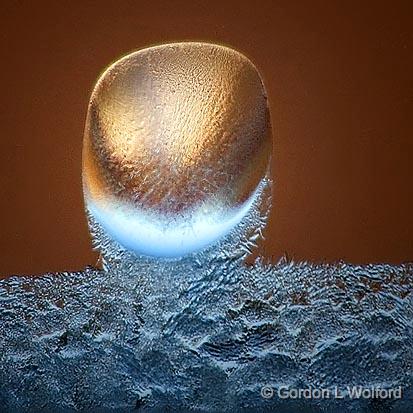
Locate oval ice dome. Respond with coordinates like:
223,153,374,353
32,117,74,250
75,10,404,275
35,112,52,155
82,42,272,257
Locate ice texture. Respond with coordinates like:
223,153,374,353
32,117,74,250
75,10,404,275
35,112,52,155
0,178,412,412
83,42,272,258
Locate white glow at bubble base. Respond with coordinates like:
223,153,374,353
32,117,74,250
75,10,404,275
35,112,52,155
85,179,267,259
86,175,273,264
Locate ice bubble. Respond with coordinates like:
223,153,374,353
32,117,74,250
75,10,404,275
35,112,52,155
82,42,272,258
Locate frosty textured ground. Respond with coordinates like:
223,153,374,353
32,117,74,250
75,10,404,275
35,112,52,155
0,255,411,412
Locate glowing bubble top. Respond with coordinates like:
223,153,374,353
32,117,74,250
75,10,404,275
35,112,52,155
82,42,272,258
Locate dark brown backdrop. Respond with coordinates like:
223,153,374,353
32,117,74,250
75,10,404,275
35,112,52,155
1,0,412,276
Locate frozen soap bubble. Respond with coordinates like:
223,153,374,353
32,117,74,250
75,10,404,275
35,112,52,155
83,42,272,258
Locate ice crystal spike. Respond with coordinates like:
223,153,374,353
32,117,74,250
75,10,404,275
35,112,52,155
83,42,272,258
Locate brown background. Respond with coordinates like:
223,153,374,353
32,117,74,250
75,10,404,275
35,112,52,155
0,0,412,276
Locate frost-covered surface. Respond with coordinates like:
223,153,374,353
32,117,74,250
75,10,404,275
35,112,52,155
1,257,412,412
0,179,412,412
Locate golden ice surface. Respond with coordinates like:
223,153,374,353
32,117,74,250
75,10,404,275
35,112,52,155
83,42,272,257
